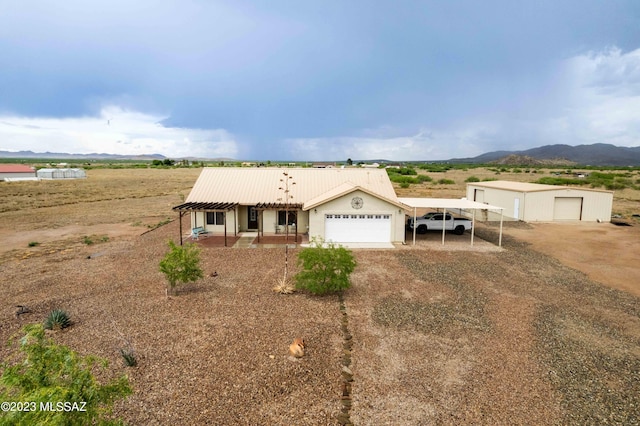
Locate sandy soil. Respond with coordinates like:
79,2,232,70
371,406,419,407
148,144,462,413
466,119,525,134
496,221,640,297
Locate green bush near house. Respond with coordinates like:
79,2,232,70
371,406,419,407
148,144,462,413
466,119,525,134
159,240,204,295
295,239,356,295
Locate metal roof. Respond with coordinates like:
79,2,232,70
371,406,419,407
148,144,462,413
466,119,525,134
399,197,504,211
467,180,571,192
183,167,399,206
0,164,35,173
468,179,614,194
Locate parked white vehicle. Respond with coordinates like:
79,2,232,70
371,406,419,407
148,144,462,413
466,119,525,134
406,212,472,235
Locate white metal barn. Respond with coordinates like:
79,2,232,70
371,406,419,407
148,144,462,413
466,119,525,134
466,180,613,222
37,168,87,179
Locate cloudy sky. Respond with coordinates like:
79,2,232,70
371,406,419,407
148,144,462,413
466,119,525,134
1,1,639,161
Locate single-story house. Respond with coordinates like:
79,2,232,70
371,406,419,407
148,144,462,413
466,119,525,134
173,167,408,245
0,164,36,181
466,180,613,222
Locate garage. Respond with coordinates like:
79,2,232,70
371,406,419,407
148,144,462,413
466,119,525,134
466,180,613,222
553,197,583,220
325,214,391,243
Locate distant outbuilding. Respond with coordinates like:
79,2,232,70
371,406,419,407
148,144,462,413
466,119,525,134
466,180,613,222
37,168,87,179
0,164,36,181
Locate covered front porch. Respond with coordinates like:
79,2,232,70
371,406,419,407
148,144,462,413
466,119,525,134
172,202,308,247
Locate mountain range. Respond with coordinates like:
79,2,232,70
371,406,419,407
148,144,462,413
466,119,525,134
1,143,640,166
451,143,640,166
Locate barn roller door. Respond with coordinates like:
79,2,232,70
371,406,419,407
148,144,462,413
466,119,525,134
553,197,583,220
325,214,391,243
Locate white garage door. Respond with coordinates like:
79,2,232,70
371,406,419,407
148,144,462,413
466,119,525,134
553,197,583,220
325,214,391,243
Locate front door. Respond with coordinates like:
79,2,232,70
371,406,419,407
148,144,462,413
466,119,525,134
248,206,258,230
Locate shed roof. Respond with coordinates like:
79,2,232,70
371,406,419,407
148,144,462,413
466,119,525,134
467,180,563,192
184,167,399,206
467,180,614,194
0,164,35,173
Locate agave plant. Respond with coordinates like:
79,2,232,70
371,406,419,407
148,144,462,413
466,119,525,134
272,278,295,294
44,309,72,330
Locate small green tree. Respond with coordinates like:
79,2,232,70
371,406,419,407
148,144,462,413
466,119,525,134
0,324,131,425
159,240,204,295
295,239,357,295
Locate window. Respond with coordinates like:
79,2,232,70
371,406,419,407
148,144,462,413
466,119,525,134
278,210,296,226
206,211,225,225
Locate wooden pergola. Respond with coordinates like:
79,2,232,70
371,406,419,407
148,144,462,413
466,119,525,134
254,202,303,243
172,202,238,246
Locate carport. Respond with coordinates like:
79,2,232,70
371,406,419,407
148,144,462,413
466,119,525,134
399,198,505,247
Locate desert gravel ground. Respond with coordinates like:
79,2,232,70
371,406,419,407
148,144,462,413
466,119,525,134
1,221,640,425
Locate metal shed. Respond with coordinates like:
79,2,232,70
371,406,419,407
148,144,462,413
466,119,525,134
466,180,613,222
37,168,87,179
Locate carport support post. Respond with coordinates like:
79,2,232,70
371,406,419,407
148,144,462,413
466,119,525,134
442,208,446,245
412,207,417,246
499,210,504,247
471,209,476,246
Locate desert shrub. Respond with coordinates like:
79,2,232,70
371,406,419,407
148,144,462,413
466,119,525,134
28,241,39,247
465,176,480,183
417,175,433,183
83,235,94,245
44,309,71,331
0,324,131,425
400,182,410,188
295,239,356,295
159,240,204,295
120,348,137,367
417,164,452,172
437,178,455,185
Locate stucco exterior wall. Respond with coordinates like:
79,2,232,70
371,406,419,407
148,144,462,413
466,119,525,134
307,190,405,243
190,210,238,233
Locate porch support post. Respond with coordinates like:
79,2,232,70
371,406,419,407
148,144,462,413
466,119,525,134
224,211,228,247
179,211,184,246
